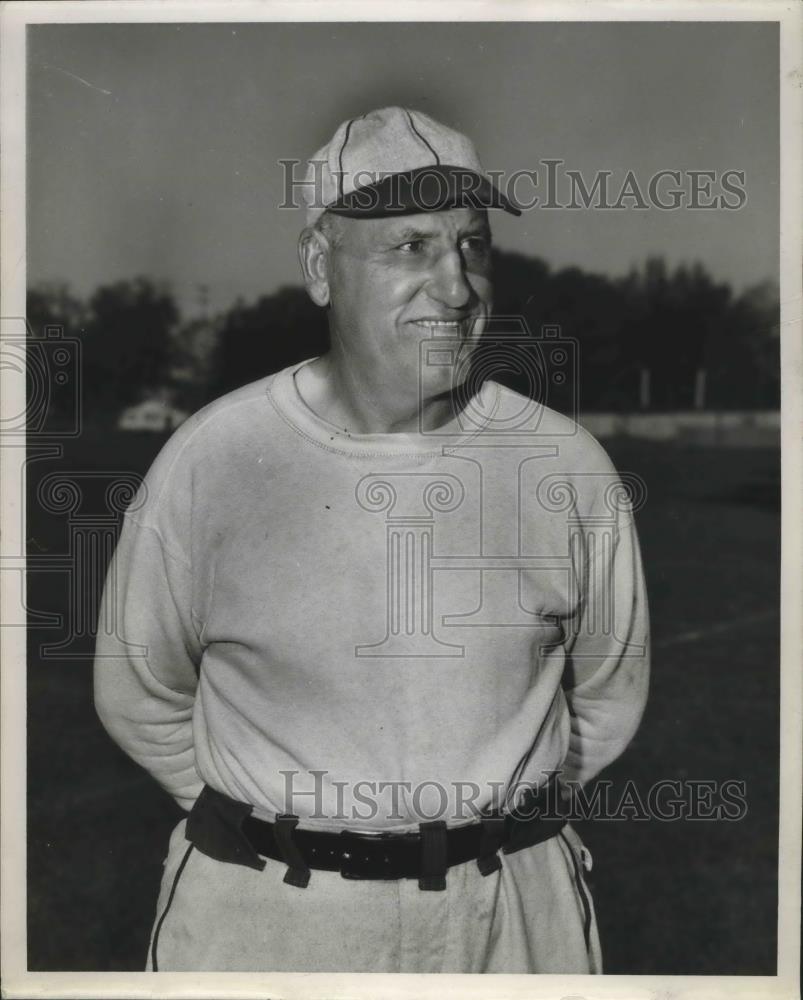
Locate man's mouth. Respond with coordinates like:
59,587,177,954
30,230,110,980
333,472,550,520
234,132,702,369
410,317,479,336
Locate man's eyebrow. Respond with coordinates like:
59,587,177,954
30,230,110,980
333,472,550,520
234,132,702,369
387,225,434,242
383,223,492,243
461,225,492,239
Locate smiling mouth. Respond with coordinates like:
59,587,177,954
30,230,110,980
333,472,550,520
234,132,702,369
410,317,479,336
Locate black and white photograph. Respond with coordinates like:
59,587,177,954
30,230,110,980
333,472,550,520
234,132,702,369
1,2,801,998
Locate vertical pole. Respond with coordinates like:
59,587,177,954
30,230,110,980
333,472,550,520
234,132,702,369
639,368,650,410
694,368,706,410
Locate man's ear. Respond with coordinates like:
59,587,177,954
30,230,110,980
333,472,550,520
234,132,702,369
298,227,332,307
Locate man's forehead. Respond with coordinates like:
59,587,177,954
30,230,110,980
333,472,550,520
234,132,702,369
345,207,491,242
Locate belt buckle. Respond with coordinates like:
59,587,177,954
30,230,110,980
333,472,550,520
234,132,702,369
338,829,409,881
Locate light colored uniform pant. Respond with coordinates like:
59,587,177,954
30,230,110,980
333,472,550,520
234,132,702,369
147,818,602,974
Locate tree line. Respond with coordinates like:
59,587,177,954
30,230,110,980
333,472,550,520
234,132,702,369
26,251,779,427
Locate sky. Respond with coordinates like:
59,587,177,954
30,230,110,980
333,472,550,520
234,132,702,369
27,20,779,318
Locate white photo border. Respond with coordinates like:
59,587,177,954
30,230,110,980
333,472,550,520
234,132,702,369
2,2,801,998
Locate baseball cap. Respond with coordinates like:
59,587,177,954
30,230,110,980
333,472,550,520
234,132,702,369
303,106,521,227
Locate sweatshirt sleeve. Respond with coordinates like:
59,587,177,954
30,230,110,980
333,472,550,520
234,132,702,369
559,500,650,788
93,510,204,811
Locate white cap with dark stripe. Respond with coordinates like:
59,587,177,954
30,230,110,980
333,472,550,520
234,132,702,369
303,107,520,227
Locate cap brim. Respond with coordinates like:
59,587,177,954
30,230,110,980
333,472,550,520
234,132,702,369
327,164,521,218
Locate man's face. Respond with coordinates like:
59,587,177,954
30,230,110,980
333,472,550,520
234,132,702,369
324,207,493,398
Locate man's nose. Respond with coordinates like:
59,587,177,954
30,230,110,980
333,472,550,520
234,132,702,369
426,249,474,310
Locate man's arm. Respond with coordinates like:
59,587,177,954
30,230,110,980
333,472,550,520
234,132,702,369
560,504,650,787
93,514,203,811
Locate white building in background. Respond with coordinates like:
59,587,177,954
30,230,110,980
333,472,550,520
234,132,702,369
118,397,189,432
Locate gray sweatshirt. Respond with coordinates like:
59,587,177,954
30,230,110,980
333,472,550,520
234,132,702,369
94,360,649,830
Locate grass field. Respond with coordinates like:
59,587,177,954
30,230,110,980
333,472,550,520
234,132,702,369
25,429,780,974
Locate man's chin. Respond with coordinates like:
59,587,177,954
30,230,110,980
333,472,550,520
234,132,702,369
420,366,462,393
419,338,482,383
418,371,477,415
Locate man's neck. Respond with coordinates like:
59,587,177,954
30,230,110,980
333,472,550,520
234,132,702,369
295,354,460,435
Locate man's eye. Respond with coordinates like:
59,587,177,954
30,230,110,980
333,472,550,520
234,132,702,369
398,240,425,253
461,236,490,254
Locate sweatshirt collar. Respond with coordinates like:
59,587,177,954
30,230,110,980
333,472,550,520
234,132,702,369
267,358,501,457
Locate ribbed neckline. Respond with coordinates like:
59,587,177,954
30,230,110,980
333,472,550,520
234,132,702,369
266,358,502,458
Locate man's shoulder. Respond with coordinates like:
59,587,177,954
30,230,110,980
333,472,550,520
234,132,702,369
488,381,617,473
190,370,284,430
135,373,284,500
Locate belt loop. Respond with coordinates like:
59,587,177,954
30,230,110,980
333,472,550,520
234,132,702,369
185,785,266,872
274,814,311,888
418,820,448,891
476,816,506,876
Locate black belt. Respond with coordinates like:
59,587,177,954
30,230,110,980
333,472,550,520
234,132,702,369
185,784,567,891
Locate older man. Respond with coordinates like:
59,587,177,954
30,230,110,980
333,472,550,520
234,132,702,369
94,107,649,974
